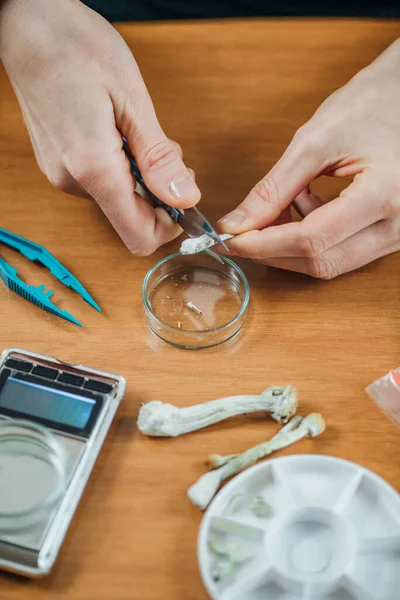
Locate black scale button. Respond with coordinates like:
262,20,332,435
84,379,113,394
5,359,33,373
32,365,59,380
58,372,85,387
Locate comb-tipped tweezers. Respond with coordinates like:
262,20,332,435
0,227,101,326
122,138,228,257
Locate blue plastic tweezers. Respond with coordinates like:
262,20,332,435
0,228,101,327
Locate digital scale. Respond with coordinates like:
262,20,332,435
0,347,126,578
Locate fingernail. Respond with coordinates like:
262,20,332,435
218,211,246,231
169,175,199,200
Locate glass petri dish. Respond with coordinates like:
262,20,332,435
0,420,69,532
142,252,250,349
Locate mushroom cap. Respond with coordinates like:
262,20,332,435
303,413,326,437
261,385,298,422
137,400,181,436
205,453,225,469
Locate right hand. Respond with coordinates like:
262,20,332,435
0,0,201,255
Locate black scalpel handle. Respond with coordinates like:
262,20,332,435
122,138,182,223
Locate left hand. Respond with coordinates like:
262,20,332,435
218,38,400,279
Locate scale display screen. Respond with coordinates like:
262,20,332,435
0,377,97,432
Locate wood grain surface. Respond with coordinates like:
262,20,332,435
0,17,399,600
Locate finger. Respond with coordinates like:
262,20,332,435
259,219,398,279
226,175,384,260
271,206,292,226
154,206,183,245
297,174,385,247
216,208,293,256
292,186,323,218
122,97,200,210
50,168,93,200
18,102,95,200
169,139,183,159
218,126,328,234
65,131,181,256
103,182,180,254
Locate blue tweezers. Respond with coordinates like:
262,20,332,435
0,228,101,327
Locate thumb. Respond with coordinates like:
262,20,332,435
123,99,200,210
219,129,326,234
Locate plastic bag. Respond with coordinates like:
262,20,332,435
365,368,400,426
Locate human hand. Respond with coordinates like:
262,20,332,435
218,38,400,279
0,0,200,255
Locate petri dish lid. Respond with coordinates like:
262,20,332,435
0,420,69,531
198,454,400,600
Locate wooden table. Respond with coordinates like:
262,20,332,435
0,16,399,600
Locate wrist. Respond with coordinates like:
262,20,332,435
0,0,77,70
0,0,31,22
0,0,33,59
384,37,400,66
0,0,76,40
393,37,400,59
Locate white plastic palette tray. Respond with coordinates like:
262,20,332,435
198,455,400,600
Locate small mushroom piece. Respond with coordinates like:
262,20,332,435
180,233,234,255
186,301,203,315
137,385,299,438
187,413,326,510
250,496,272,518
210,559,233,582
208,535,255,582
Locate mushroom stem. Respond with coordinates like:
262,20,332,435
137,385,298,437
205,416,303,470
188,413,326,510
